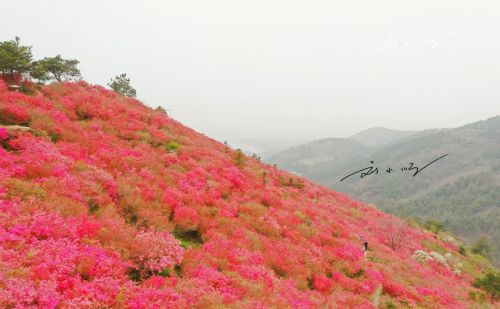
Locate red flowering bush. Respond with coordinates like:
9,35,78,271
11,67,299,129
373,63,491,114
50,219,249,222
333,243,364,261
0,102,30,125
0,127,8,140
313,274,332,293
173,206,200,231
134,230,184,273
0,80,7,92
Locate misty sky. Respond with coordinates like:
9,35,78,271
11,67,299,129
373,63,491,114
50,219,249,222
2,1,499,143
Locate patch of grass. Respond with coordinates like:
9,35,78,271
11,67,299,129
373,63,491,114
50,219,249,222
173,229,203,248
421,239,446,254
343,267,365,278
270,264,287,278
165,141,180,152
87,198,100,214
6,178,46,200
174,265,182,277
159,268,171,277
127,268,142,282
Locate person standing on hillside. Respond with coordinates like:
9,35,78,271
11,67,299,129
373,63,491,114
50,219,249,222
360,236,369,256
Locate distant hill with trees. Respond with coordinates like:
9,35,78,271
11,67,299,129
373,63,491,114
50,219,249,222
266,116,500,266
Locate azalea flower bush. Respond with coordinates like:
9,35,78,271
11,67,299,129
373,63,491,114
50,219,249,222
0,79,493,308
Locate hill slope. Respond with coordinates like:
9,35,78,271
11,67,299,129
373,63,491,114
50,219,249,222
266,117,500,267
0,81,494,308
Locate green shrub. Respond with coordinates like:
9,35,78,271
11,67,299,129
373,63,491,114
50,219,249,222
471,237,492,260
459,244,467,256
423,220,446,234
473,271,500,302
165,141,180,152
234,149,245,167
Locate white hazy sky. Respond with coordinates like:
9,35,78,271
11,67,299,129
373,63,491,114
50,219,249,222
2,1,499,142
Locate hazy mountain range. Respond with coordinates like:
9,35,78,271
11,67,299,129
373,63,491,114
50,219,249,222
229,138,309,158
265,116,500,266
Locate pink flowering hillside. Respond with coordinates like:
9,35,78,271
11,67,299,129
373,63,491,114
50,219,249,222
0,80,493,308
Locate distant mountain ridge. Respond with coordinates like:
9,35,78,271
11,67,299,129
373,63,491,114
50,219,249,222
350,127,417,147
266,116,500,266
265,138,368,172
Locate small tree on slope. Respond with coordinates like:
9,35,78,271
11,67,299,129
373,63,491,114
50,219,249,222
108,73,136,98
0,37,32,81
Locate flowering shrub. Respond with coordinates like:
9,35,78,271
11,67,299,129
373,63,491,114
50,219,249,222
333,243,364,261
0,101,30,125
0,127,8,140
188,266,243,303
313,274,332,293
0,80,7,92
413,250,432,263
430,251,448,267
0,82,487,308
234,264,274,288
222,166,247,189
173,206,200,231
134,231,184,273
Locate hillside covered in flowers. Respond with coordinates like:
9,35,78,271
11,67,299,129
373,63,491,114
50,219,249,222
0,80,494,308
